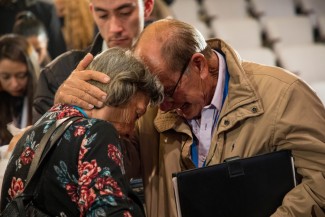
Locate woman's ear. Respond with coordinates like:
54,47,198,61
191,53,208,79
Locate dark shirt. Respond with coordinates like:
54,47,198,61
32,33,103,123
0,92,24,146
1,104,144,216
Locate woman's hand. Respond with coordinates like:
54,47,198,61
54,53,110,109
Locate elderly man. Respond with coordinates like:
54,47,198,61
50,19,325,217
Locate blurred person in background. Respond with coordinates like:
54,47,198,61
54,0,96,50
13,10,51,68
0,34,39,147
163,0,173,5
0,0,66,59
145,0,173,25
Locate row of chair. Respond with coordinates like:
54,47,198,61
170,0,325,41
169,0,325,105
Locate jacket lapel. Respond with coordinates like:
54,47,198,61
206,39,265,164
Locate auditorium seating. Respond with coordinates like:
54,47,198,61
169,0,325,84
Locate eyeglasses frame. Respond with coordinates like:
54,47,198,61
164,58,191,99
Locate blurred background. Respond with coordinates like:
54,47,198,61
168,0,325,104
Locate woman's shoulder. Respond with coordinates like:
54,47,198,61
82,119,118,139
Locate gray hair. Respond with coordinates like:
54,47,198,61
87,47,164,106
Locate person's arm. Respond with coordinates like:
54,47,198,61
271,80,325,217
4,125,32,159
54,53,109,109
7,127,29,152
32,66,56,123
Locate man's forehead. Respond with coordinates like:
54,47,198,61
134,48,164,73
134,53,175,86
92,0,138,10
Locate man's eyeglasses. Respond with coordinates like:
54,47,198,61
164,60,190,99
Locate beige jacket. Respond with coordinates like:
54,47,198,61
135,38,325,217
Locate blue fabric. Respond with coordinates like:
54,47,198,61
73,106,88,118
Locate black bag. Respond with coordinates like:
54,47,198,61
0,116,81,217
0,195,48,217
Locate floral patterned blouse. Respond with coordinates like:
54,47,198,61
0,104,145,217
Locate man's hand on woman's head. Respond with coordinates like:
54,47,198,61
54,53,110,109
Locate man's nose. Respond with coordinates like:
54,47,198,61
109,15,123,33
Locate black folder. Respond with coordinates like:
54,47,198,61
172,150,296,217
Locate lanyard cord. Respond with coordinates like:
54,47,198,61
191,68,230,168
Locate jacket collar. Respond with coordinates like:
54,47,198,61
154,109,193,136
207,38,261,112
88,33,104,56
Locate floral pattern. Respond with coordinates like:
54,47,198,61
15,131,37,170
1,104,144,217
8,177,24,199
108,144,123,168
74,126,86,137
19,147,35,165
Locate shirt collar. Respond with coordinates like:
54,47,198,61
204,50,227,112
102,40,109,51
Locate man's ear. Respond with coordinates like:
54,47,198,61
89,2,94,13
144,0,154,19
191,53,209,79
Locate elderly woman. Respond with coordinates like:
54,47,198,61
1,47,164,216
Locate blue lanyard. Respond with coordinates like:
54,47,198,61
73,106,88,118
191,138,200,167
191,69,230,168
